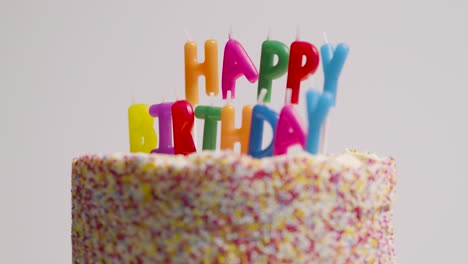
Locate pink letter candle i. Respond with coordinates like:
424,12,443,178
220,92,252,154
184,39,219,105
149,102,174,154
172,100,197,155
222,37,258,99
286,41,320,104
128,104,158,153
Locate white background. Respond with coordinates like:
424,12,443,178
1,0,467,263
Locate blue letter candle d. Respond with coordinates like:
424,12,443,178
248,105,278,158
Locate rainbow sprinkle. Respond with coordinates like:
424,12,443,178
72,151,396,263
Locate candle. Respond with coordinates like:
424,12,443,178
248,89,278,158
248,104,278,158
128,104,158,153
305,90,333,154
172,100,196,155
185,39,219,105
320,43,349,105
319,41,350,153
257,40,289,103
194,105,221,150
222,38,258,99
220,92,252,154
273,105,307,155
149,102,174,154
286,41,320,104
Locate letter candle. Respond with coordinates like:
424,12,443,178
149,102,174,154
195,94,221,150
184,39,219,105
172,100,197,155
286,40,320,104
305,90,333,154
248,89,279,158
257,37,289,103
128,103,158,153
319,33,350,152
220,91,252,154
273,90,307,155
222,35,258,99
320,41,350,105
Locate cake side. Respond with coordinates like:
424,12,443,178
72,151,396,263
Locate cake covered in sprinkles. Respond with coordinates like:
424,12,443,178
72,150,396,263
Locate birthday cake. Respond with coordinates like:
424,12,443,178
72,150,396,263
72,34,397,263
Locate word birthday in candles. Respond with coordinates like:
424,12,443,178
128,32,349,157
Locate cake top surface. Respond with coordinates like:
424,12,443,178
72,150,396,212
73,149,391,169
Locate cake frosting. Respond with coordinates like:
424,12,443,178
72,150,396,263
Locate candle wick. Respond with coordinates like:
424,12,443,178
184,28,192,41
132,95,136,104
228,25,233,39
257,88,267,105
209,92,215,106
285,89,292,105
320,110,331,154
322,32,329,44
306,77,315,89
226,90,232,105
193,118,198,153
176,88,181,101
267,27,271,40
162,96,166,103
296,25,301,41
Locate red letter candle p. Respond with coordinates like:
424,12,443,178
286,41,320,104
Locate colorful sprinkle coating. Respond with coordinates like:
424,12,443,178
72,150,396,263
